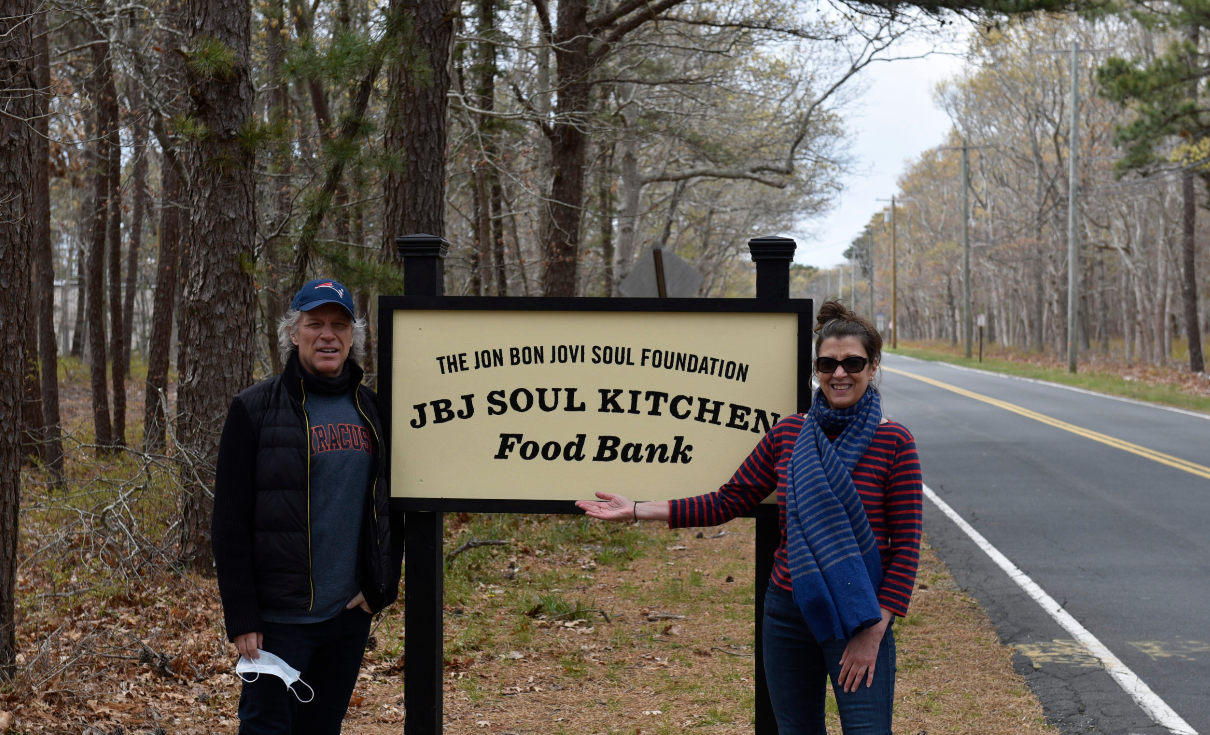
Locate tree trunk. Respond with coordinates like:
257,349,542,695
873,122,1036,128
0,0,37,677
614,84,641,294
264,0,290,373
143,161,181,452
178,0,258,571
72,110,94,360
476,0,507,297
21,289,42,463
33,5,64,478
473,164,492,294
1185,169,1205,371
1118,267,1127,365
599,144,614,296
71,240,87,357
542,0,593,296
108,78,127,448
491,178,506,296
124,83,148,377
383,0,453,256
87,34,114,451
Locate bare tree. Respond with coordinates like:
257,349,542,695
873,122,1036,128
123,83,149,376
33,3,64,479
86,24,116,451
108,71,126,447
143,162,180,452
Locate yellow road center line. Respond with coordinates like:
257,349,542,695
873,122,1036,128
884,367,1210,482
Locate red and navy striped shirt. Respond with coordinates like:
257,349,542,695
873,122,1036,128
668,414,923,617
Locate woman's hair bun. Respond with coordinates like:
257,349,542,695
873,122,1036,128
814,300,854,334
812,299,882,366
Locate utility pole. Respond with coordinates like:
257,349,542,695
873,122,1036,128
891,195,897,348
868,229,875,319
1067,39,1080,373
962,141,972,358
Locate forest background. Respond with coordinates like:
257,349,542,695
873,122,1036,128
2,0,1209,727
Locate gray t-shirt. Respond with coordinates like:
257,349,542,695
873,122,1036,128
262,389,374,624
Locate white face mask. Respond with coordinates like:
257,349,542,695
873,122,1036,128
236,650,315,703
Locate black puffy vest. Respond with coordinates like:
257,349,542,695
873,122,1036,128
236,358,393,612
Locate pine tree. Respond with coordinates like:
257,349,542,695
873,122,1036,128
1099,10,1207,372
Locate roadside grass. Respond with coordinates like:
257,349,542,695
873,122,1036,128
888,340,1210,414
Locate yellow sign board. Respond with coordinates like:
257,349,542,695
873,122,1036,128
388,304,803,505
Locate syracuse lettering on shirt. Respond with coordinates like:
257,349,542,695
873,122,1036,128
310,423,374,456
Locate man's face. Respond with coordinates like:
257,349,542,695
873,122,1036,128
292,303,353,377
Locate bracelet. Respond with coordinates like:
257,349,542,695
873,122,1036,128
633,501,643,522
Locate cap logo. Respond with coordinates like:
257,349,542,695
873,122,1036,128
315,281,345,298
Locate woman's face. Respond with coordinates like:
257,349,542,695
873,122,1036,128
816,335,876,410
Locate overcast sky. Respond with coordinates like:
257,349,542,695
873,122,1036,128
790,30,969,269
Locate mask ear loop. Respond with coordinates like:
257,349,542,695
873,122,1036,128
237,670,261,684
288,679,315,703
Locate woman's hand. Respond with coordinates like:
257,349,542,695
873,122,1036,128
837,608,894,693
575,492,635,522
345,591,372,614
235,632,263,660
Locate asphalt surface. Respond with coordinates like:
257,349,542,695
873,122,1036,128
879,354,1210,735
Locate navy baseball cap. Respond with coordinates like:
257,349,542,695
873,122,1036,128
291,278,355,318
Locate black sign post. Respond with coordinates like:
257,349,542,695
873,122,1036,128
387,234,803,735
396,233,449,735
749,235,798,735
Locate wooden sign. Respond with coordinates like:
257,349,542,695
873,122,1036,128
380,297,811,511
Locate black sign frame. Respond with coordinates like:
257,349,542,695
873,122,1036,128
378,295,814,516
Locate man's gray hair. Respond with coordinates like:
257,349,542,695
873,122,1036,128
277,308,368,367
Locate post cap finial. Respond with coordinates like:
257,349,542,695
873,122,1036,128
747,235,797,261
396,233,451,259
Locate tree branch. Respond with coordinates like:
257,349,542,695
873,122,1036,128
446,539,510,562
644,167,788,188
510,82,555,139
589,0,691,63
530,0,552,39
587,0,651,31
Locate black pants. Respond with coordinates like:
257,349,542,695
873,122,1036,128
237,607,372,735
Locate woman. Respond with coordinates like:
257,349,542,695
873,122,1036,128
577,300,922,735
212,278,402,734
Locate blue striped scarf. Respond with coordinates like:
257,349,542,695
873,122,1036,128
783,387,884,642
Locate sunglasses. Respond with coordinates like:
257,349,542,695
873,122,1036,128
815,355,869,374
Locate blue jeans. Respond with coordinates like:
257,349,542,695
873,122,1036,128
238,607,372,735
762,584,896,735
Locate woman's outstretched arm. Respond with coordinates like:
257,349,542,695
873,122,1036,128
576,417,798,527
576,492,670,523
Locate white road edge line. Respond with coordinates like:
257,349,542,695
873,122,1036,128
888,354,1210,421
923,483,1197,735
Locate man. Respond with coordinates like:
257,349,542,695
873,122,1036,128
212,278,402,733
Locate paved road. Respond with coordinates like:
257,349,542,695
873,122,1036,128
879,354,1210,735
